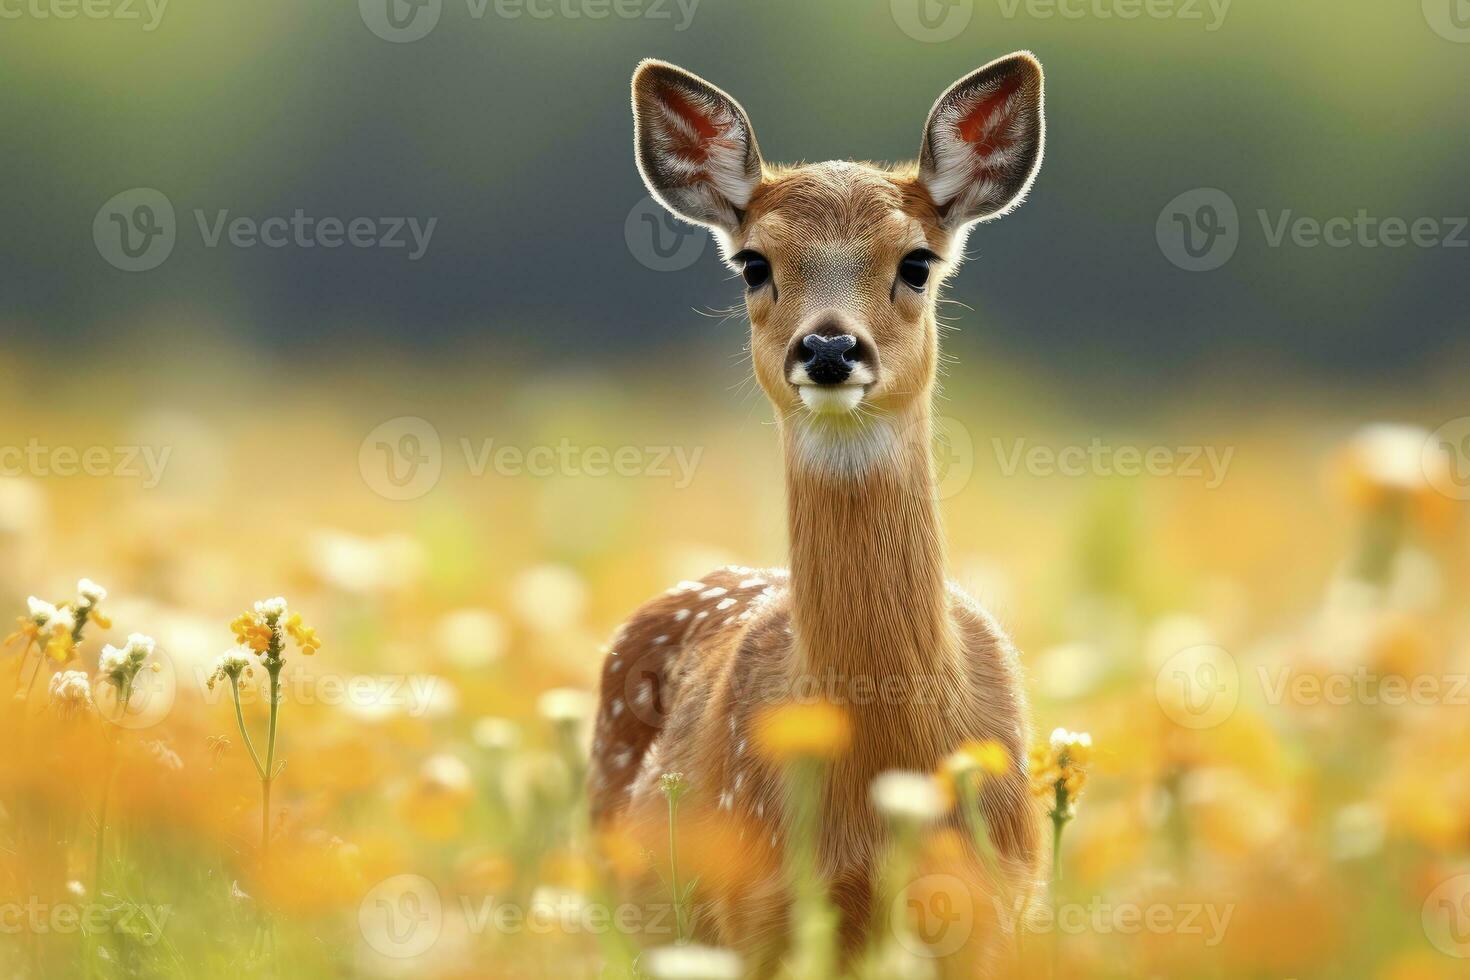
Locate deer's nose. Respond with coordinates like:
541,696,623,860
795,333,859,386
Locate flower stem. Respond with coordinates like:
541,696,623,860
93,689,132,899
262,663,282,869
1051,815,1064,887
666,791,687,943
228,677,266,780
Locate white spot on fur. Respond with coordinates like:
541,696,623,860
700,586,728,599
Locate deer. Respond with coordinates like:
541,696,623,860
588,52,1047,974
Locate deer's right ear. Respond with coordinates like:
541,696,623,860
632,60,764,238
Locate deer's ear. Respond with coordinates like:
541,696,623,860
632,60,764,238
919,52,1045,229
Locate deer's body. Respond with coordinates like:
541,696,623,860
590,55,1049,970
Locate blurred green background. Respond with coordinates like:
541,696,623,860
2,0,1466,402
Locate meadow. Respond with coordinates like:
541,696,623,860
1,360,1467,979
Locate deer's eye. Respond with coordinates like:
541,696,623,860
733,250,772,290
898,250,935,292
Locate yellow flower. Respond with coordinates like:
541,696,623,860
230,613,273,654
43,624,75,664
946,739,1011,781
753,702,851,762
284,613,320,655
1030,728,1092,822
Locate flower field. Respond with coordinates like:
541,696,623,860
1,365,1467,979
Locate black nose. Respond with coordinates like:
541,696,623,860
798,333,858,385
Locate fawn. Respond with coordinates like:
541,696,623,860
589,52,1047,972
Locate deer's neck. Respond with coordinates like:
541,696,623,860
782,404,957,685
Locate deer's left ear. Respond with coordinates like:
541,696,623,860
919,52,1045,229
632,60,764,239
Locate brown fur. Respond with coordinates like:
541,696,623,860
592,57,1047,974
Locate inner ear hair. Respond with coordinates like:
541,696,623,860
918,51,1045,229
631,60,765,236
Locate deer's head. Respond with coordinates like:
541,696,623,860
632,54,1044,469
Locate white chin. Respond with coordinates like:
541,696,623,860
798,385,864,416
